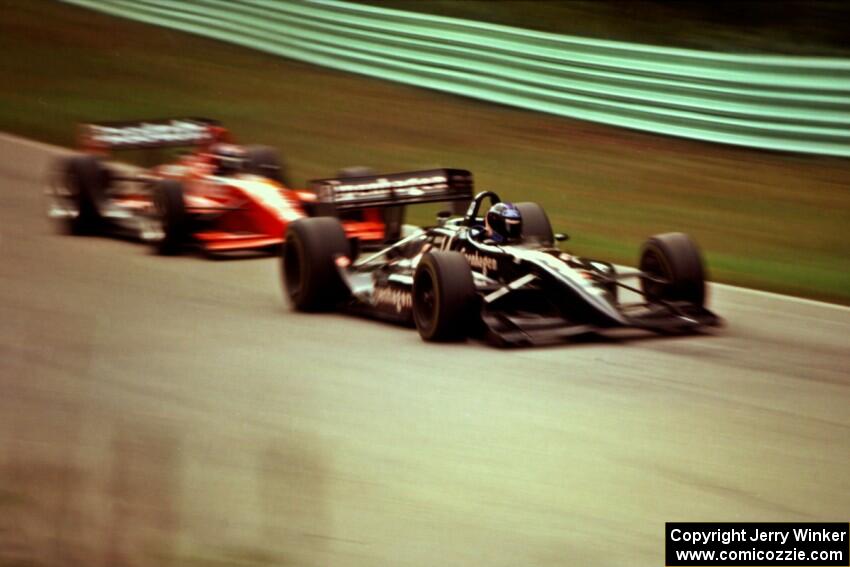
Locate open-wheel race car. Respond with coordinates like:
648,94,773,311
47,118,398,256
281,168,721,346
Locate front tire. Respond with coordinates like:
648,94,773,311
54,155,109,235
412,251,477,342
283,217,351,311
639,232,706,306
153,179,187,256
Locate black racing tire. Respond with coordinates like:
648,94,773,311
153,179,187,256
412,251,477,342
283,217,351,311
244,145,289,185
58,155,109,235
639,232,706,306
515,202,554,246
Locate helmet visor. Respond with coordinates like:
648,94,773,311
504,217,522,240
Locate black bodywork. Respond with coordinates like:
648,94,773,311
287,169,721,346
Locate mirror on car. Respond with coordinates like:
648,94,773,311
555,233,569,242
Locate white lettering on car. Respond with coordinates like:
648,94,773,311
373,286,412,313
89,120,210,147
464,251,497,276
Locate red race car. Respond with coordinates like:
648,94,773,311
47,117,401,255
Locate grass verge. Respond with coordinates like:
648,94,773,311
2,0,849,303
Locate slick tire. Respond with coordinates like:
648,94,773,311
639,232,706,306
515,202,554,246
413,251,477,342
283,217,351,311
153,179,187,256
244,145,289,185
58,155,109,235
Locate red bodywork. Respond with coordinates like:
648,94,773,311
78,119,387,252
149,152,386,252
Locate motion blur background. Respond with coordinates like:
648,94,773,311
1,1,849,566
3,0,850,302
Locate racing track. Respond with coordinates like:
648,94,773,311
1,133,848,566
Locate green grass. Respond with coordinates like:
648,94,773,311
2,0,849,303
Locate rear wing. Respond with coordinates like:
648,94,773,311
309,168,473,211
79,117,225,152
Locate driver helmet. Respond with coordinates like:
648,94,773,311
211,143,246,176
485,202,522,243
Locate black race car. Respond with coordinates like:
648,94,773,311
281,168,720,346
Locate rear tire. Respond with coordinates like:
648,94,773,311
413,251,477,342
244,145,289,185
515,202,554,246
153,179,187,256
283,217,351,311
56,155,109,235
639,232,706,306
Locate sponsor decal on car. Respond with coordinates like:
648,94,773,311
88,120,212,148
373,286,412,313
464,250,498,274
310,168,472,208
330,175,448,202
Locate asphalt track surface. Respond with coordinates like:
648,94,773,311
1,133,848,566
